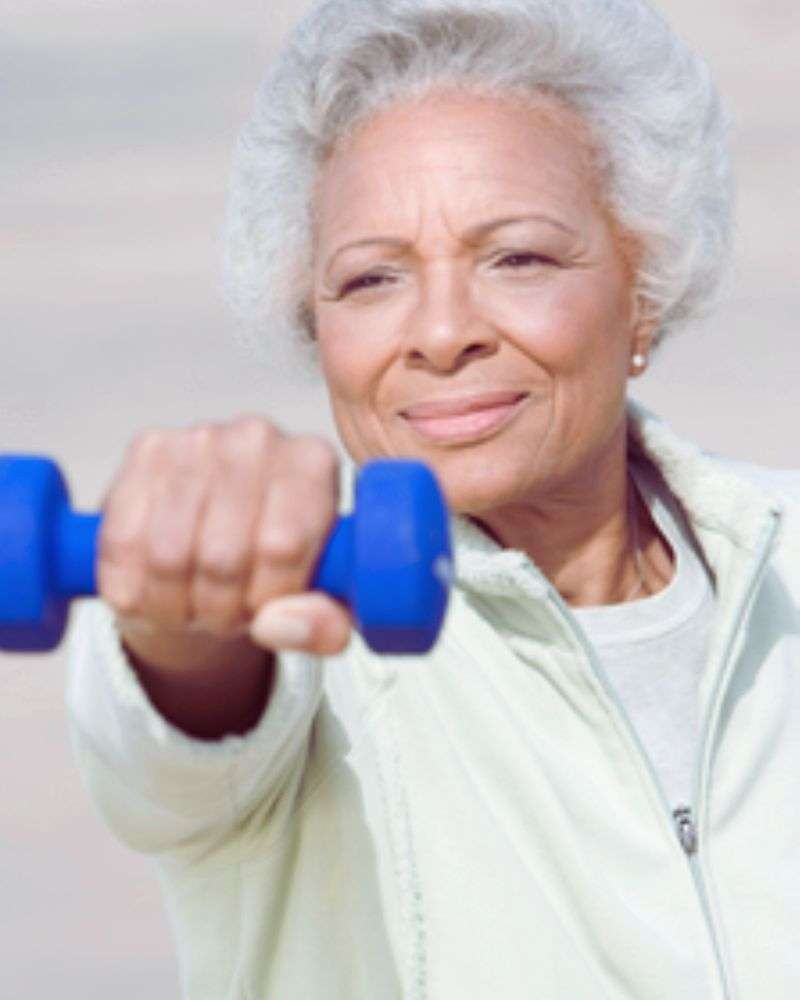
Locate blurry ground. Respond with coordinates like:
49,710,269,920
1,1,797,996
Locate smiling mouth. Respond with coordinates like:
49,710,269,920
401,392,529,444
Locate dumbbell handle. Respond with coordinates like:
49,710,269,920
51,510,100,597
50,508,356,602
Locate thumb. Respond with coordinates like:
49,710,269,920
248,592,353,656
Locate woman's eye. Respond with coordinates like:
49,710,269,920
494,251,554,268
340,272,393,297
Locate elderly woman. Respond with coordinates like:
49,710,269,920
66,0,800,997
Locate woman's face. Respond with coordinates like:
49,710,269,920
311,89,655,514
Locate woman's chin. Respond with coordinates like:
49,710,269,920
431,458,535,517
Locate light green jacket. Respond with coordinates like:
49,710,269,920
66,405,800,999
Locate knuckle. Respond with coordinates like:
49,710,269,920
231,413,278,439
98,519,140,563
291,436,338,477
98,514,137,562
97,557,143,615
255,526,309,565
233,414,279,444
219,418,275,462
184,424,217,455
195,515,253,579
128,428,166,463
106,593,140,619
195,541,249,581
145,538,191,577
144,518,194,576
144,517,194,577
98,576,136,615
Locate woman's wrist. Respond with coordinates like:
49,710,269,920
119,621,275,740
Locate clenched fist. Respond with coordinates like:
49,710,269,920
98,415,354,663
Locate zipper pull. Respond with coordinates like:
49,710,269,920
673,806,698,855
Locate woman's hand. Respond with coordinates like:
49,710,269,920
98,415,353,672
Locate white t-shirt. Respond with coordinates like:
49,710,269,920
573,460,716,812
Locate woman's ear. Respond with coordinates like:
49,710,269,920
628,299,659,377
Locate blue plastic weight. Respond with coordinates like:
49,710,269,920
0,455,453,655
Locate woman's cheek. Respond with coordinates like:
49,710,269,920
528,273,629,374
318,298,407,368
318,311,370,384
480,269,580,349
497,293,590,372
317,332,387,456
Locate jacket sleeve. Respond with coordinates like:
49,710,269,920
64,598,324,855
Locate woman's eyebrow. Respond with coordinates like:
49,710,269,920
324,212,578,272
324,236,407,273
463,212,579,241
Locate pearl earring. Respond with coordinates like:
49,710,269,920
631,353,647,372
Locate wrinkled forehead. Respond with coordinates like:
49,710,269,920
310,86,621,256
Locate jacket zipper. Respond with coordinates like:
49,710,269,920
673,806,697,854
543,511,780,1000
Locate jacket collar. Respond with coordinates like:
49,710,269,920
451,401,784,598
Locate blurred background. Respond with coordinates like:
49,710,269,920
1,0,797,995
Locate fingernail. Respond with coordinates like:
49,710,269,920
250,609,311,649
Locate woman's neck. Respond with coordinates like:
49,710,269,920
469,448,674,607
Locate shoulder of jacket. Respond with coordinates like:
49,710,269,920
707,454,800,506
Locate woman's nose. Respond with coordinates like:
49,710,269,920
402,262,499,371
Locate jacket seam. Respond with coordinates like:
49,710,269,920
371,692,428,1000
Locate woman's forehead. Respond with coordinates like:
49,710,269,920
314,89,602,245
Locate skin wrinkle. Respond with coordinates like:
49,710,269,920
308,87,641,313
309,87,671,607
321,211,581,291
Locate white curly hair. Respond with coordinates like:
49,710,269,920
222,0,734,375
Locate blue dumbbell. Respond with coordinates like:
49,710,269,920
0,455,453,655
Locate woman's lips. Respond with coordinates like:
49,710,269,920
401,391,529,444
